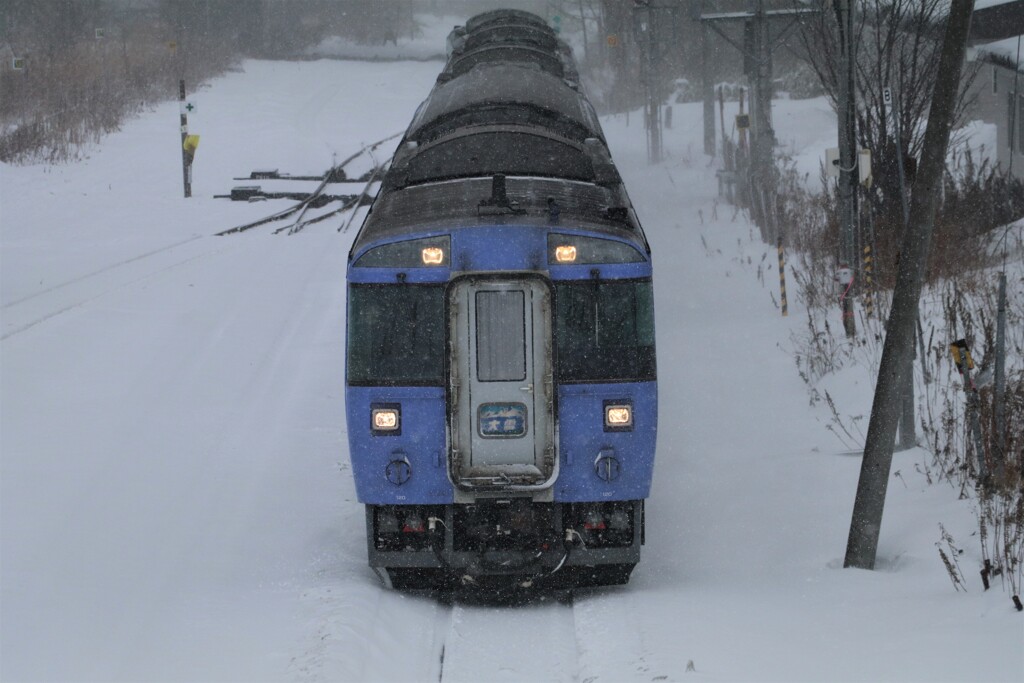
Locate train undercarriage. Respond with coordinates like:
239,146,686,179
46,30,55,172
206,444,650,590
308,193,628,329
367,499,644,590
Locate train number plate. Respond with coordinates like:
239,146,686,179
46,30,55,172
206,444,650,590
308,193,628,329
478,403,527,438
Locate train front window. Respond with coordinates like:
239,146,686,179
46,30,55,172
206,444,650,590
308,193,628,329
555,280,655,382
348,285,444,385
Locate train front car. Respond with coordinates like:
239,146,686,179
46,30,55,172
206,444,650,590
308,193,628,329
345,11,656,591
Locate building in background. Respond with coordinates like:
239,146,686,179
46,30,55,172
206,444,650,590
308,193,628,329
966,0,1024,176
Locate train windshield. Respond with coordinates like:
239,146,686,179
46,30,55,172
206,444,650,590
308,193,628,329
347,285,445,385
555,280,655,382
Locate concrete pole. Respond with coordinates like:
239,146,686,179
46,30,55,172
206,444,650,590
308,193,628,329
751,0,774,154
993,270,1008,470
892,90,917,450
703,23,716,157
744,1,775,241
836,0,857,338
647,10,661,164
844,0,975,571
898,359,916,449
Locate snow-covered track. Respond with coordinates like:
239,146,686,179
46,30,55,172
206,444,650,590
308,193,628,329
436,592,579,683
0,236,202,311
0,237,224,342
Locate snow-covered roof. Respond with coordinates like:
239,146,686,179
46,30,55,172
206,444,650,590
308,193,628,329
969,0,1024,66
975,0,1017,8
971,35,1023,67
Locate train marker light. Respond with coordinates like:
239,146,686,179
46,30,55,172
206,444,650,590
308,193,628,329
609,509,630,530
421,247,444,265
402,515,426,533
555,244,577,263
605,404,632,428
372,407,400,431
583,510,607,530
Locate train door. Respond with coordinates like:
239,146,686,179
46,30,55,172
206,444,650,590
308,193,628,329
449,278,554,491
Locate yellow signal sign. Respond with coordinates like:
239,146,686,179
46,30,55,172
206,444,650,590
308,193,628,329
949,340,975,371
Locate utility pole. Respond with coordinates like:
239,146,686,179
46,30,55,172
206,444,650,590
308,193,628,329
702,21,716,156
836,0,858,338
748,0,776,239
633,1,662,164
889,86,916,450
700,2,816,235
844,0,975,571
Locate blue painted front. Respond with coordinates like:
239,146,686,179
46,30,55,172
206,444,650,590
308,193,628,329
346,224,656,506
346,386,453,505
554,382,657,502
346,381,657,505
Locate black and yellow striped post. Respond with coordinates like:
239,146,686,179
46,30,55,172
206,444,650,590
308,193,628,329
862,243,874,317
777,236,788,316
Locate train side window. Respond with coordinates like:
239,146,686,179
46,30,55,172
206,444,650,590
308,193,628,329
347,285,445,385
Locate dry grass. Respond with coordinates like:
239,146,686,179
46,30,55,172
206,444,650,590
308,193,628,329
783,154,1024,604
0,23,234,164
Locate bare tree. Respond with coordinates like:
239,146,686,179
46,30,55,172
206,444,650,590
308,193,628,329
800,0,979,224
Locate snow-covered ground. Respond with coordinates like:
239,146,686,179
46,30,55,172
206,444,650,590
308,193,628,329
2,54,1021,682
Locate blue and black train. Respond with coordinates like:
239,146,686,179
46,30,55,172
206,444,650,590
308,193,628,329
345,9,657,589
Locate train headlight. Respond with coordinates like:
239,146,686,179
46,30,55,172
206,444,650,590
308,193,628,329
554,245,577,263
374,410,399,429
421,247,444,265
606,406,631,426
548,234,645,265
354,236,449,268
603,400,633,431
371,403,401,435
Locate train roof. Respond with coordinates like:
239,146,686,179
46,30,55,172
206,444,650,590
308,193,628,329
444,44,567,81
349,9,646,264
465,9,553,34
445,20,562,62
406,63,603,144
383,126,619,192
352,176,644,256
462,24,561,53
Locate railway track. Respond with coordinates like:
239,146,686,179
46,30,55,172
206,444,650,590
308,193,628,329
4,132,402,341
0,238,227,342
0,236,202,311
436,593,579,683
429,585,676,683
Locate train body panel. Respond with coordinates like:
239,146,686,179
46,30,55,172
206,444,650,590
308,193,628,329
344,10,659,588
346,386,451,505
553,382,657,502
